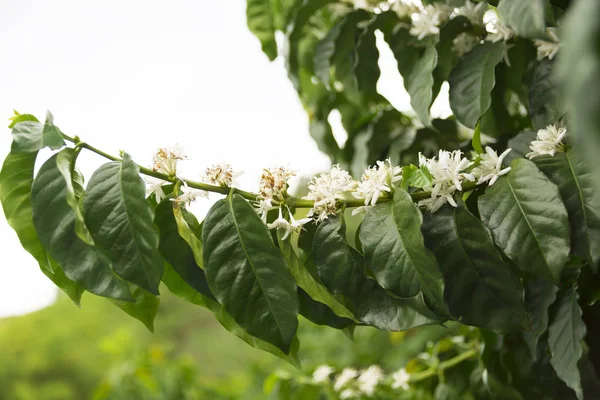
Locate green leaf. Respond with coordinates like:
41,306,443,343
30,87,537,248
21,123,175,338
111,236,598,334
522,279,558,359
247,0,278,61
477,158,570,283
278,235,358,322
449,42,506,129
498,0,546,39
312,216,365,297
41,261,85,306
421,201,529,332
403,164,434,190
297,288,353,329
173,206,204,267
83,153,164,295
110,285,159,332
434,383,461,400
529,59,565,130
202,194,299,353
154,198,215,300
505,130,537,164
535,151,600,269
11,110,65,153
472,120,483,154
353,14,381,100
32,151,132,300
359,190,445,309
162,263,301,367
548,288,586,400
559,0,600,205
8,111,39,129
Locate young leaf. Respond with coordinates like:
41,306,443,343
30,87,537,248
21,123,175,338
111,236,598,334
11,110,65,153
522,279,558,359
247,0,278,61
421,201,529,332
8,111,39,129
478,159,570,283
535,151,600,269
529,60,565,130
202,194,299,353
498,0,546,39
472,120,483,154
312,216,366,297
110,285,159,332
83,153,164,295
548,288,586,400
449,42,505,129
359,190,445,311
154,198,215,300
173,206,204,268
31,151,132,300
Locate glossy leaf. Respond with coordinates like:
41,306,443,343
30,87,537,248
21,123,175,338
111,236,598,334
111,285,159,332
478,159,570,283
202,194,299,353
247,0,278,61
449,42,505,129
353,15,381,99
498,0,546,39
535,151,600,269
11,110,65,153
359,190,445,309
548,288,586,400
298,288,354,329
421,201,529,332
42,261,85,306
505,131,537,164
522,279,558,359
529,60,565,130
83,153,163,295
32,151,132,300
312,216,365,297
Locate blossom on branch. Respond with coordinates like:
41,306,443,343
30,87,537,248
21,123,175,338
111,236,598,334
353,159,402,215
312,365,334,383
534,27,560,60
267,206,311,240
456,0,487,26
453,33,479,56
334,368,359,391
486,17,514,43
170,181,207,206
144,176,169,203
527,124,567,159
358,365,384,396
472,146,512,186
391,368,410,390
151,144,186,176
203,162,241,187
409,4,451,40
305,164,357,221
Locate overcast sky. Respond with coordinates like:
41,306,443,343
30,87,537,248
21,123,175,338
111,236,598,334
0,1,449,317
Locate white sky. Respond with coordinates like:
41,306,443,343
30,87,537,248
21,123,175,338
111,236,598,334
0,1,449,317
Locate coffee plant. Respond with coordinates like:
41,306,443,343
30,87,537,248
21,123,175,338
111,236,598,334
2,0,600,398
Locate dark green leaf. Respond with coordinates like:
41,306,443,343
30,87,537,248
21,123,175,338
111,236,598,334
110,285,159,332
434,383,460,400
535,151,600,269
359,190,445,309
298,288,353,329
247,0,278,61
529,59,565,130
498,0,546,39
11,110,65,153
42,261,85,306
522,278,558,359
422,201,529,332
313,216,365,297
505,130,537,164
353,15,381,100
202,194,299,353
477,158,570,283
32,151,132,300
449,42,506,129
83,153,164,295
548,288,586,400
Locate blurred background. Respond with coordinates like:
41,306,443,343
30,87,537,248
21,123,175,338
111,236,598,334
0,1,452,399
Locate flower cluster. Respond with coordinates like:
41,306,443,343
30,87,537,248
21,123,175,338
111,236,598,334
304,165,357,222
471,146,512,186
453,32,480,56
527,124,567,159
146,145,188,203
485,15,514,43
353,159,402,215
171,181,207,206
203,162,240,187
534,27,560,60
255,166,297,222
456,0,487,26
409,4,452,40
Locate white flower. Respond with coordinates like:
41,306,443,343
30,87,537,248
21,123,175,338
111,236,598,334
456,0,487,26
391,368,410,390
453,33,479,56
351,205,372,216
334,368,359,391
472,146,512,186
410,6,443,40
170,181,206,206
357,365,384,396
267,206,311,240
353,159,401,207
527,124,567,159
486,17,514,43
203,162,241,187
304,165,357,222
391,1,418,19
259,166,297,203
436,149,474,191
152,145,186,176
534,27,560,60
340,389,359,399
255,198,276,223
312,365,334,384
144,176,169,203
353,0,380,11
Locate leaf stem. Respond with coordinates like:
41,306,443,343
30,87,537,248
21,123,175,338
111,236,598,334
409,348,479,383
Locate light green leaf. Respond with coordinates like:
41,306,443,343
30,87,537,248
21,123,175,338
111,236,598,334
173,205,204,268
202,194,299,353
32,151,132,300
522,279,558,359
535,151,600,268
472,120,483,154
278,235,358,322
548,288,586,400
359,190,446,310
402,164,433,190
498,0,546,39
83,153,164,295
11,110,65,153
529,59,565,130
247,0,278,61
421,200,529,332
477,158,570,283
8,111,39,129
449,42,505,129
111,285,159,332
